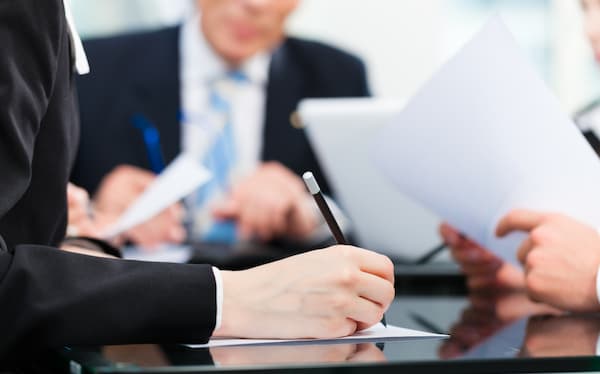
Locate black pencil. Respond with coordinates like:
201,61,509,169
302,171,347,245
303,171,387,327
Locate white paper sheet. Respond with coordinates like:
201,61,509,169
122,245,192,264
186,324,446,348
372,17,600,265
102,154,211,238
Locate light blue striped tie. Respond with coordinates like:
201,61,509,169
194,71,247,243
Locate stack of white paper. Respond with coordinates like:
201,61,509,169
372,18,600,265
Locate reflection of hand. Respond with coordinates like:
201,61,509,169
210,343,386,366
440,223,525,291
213,162,318,242
438,292,560,359
93,165,186,248
497,210,600,312
521,315,600,357
215,246,394,339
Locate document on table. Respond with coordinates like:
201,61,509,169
372,17,600,265
186,324,446,348
122,245,192,264
102,154,211,238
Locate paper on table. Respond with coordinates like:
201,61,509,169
102,154,211,238
371,17,600,265
122,245,192,264
186,324,446,348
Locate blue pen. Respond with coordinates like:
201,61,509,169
131,114,165,173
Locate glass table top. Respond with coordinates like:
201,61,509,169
52,291,600,374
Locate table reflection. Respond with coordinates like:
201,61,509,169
439,291,561,359
99,343,386,368
210,343,386,366
520,315,600,358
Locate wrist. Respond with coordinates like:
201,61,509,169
212,270,248,337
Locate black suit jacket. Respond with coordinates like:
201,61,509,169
71,26,370,196
0,0,216,355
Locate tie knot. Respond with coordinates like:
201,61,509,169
227,70,248,83
210,70,247,110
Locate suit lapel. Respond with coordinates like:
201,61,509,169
262,39,308,163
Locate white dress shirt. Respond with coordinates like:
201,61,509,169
179,14,272,331
179,14,270,186
179,14,271,238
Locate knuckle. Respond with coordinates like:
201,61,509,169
525,273,545,299
525,249,544,269
324,317,355,338
113,165,129,174
383,283,395,304
273,200,289,216
263,161,281,172
546,212,563,221
336,268,358,287
328,293,351,312
530,227,549,244
372,307,386,325
382,256,395,277
336,245,356,260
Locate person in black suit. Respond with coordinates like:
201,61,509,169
0,0,394,355
70,0,369,247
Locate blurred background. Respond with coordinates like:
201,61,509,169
72,0,598,114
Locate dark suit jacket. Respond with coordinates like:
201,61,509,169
0,0,216,355
71,26,370,197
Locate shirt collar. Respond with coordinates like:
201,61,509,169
180,14,270,85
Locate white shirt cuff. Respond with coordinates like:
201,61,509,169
211,266,223,331
596,331,600,356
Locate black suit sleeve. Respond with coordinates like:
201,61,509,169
0,0,216,354
0,0,60,218
0,245,217,353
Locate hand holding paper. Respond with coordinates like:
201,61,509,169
372,18,600,265
102,154,211,239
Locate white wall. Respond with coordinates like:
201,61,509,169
72,0,600,111
286,0,599,112
287,0,443,102
551,0,600,111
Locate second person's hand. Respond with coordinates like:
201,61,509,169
93,165,186,248
213,162,319,242
440,223,525,291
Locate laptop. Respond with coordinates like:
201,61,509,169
298,98,446,263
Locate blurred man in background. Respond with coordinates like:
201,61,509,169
70,0,369,248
